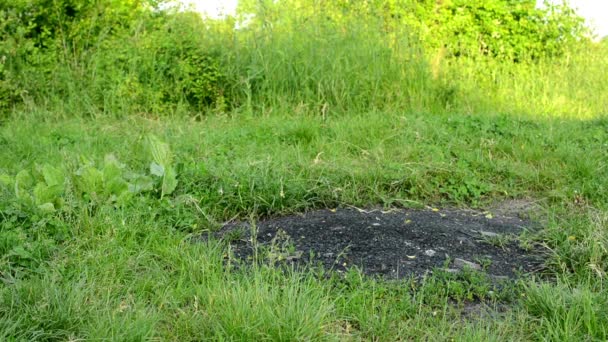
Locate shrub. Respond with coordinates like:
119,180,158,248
135,12,229,112
428,0,589,61
0,0,231,114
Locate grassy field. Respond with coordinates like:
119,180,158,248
1,2,608,340
1,108,607,340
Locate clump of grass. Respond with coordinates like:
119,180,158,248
479,234,517,250
525,282,608,341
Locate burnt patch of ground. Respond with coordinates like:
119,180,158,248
209,207,546,279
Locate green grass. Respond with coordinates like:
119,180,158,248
0,107,607,340
1,3,608,339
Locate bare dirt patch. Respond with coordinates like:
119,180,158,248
211,207,546,279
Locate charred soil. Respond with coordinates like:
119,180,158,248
210,207,546,279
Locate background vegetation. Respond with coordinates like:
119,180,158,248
0,0,607,340
1,0,605,117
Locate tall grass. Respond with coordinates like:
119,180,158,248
437,44,608,118
5,1,606,119
225,1,432,114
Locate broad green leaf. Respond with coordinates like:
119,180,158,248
33,182,63,205
161,166,178,198
15,170,34,199
149,162,165,177
76,166,104,194
41,164,65,187
37,202,56,214
147,135,173,166
128,175,154,193
146,135,178,198
104,177,129,196
114,191,134,206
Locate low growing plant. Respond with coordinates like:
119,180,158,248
0,164,66,215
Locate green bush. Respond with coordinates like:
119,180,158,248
0,0,595,116
1,1,232,114
428,0,589,61
134,12,229,112
0,4,38,112
0,0,154,111
325,0,589,62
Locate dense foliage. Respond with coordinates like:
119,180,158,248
0,0,594,116
427,0,587,60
